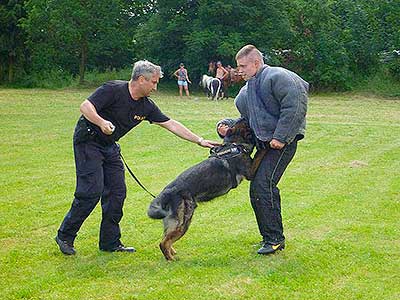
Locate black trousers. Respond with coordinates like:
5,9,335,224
57,141,126,250
250,140,298,244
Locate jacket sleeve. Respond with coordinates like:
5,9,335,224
268,70,308,143
234,85,249,119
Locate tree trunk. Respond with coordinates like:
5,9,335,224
0,62,3,83
79,38,88,84
8,51,15,83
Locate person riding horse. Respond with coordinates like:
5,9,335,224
207,61,244,99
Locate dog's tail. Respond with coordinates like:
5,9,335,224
148,203,168,219
147,195,169,219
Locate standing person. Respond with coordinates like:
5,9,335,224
173,63,192,97
215,61,229,98
55,60,219,255
234,45,308,255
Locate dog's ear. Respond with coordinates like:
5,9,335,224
225,128,233,137
222,128,235,143
241,122,255,143
234,122,248,135
235,122,255,144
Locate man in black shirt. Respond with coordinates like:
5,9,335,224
55,60,219,255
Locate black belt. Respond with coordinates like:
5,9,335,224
87,127,115,146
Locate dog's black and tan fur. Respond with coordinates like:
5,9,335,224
147,119,265,260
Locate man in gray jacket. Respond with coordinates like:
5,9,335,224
234,45,308,255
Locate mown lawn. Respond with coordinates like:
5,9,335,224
0,87,399,300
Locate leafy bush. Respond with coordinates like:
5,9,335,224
354,66,400,97
18,68,74,88
71,68,132,88
387,52,400,81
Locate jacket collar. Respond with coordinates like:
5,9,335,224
249,64,269,82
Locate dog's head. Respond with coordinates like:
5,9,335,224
223,118,255,152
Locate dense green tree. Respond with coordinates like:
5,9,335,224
332,0,382,76
0,0,398,89
375,0,400,79
23,0,136,83
133,0,294,82
132,0,199,79
0,0,27,83
376,0,400,50
287,0,353,89
195,0,292,79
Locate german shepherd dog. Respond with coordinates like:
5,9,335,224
147,119,266,260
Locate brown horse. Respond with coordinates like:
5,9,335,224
208,61,216,76
229,66,244,84
221,65,244,98
207,61,244,99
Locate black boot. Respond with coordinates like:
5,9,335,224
100,244,136,253
55,236,76,255
257,241,285,255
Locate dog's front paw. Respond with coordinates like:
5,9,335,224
160,243,175,261
171,247,177,256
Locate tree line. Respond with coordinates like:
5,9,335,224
1,0,399,90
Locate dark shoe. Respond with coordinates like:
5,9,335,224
257,241,285,255
101,244,136,253
55,236,76,255
253,240,265,248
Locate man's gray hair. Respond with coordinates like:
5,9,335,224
131,60,164,81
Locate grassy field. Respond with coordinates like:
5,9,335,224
0,87,399,300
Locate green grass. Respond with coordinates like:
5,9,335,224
0,88,399,300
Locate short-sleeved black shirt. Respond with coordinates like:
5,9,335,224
79,80,169,144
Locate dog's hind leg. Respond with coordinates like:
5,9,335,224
159,194,196,261
160,216,179,261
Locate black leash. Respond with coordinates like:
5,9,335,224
120,153,156,198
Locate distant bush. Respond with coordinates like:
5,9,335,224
16,68,74,89
4,67,132,89
2,63,398,98
70,68,132,88
386,51,400,81
354,66,400,97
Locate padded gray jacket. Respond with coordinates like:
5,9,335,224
235,65,308,144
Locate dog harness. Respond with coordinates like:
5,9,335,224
209,143,251,188
209,143,250,159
